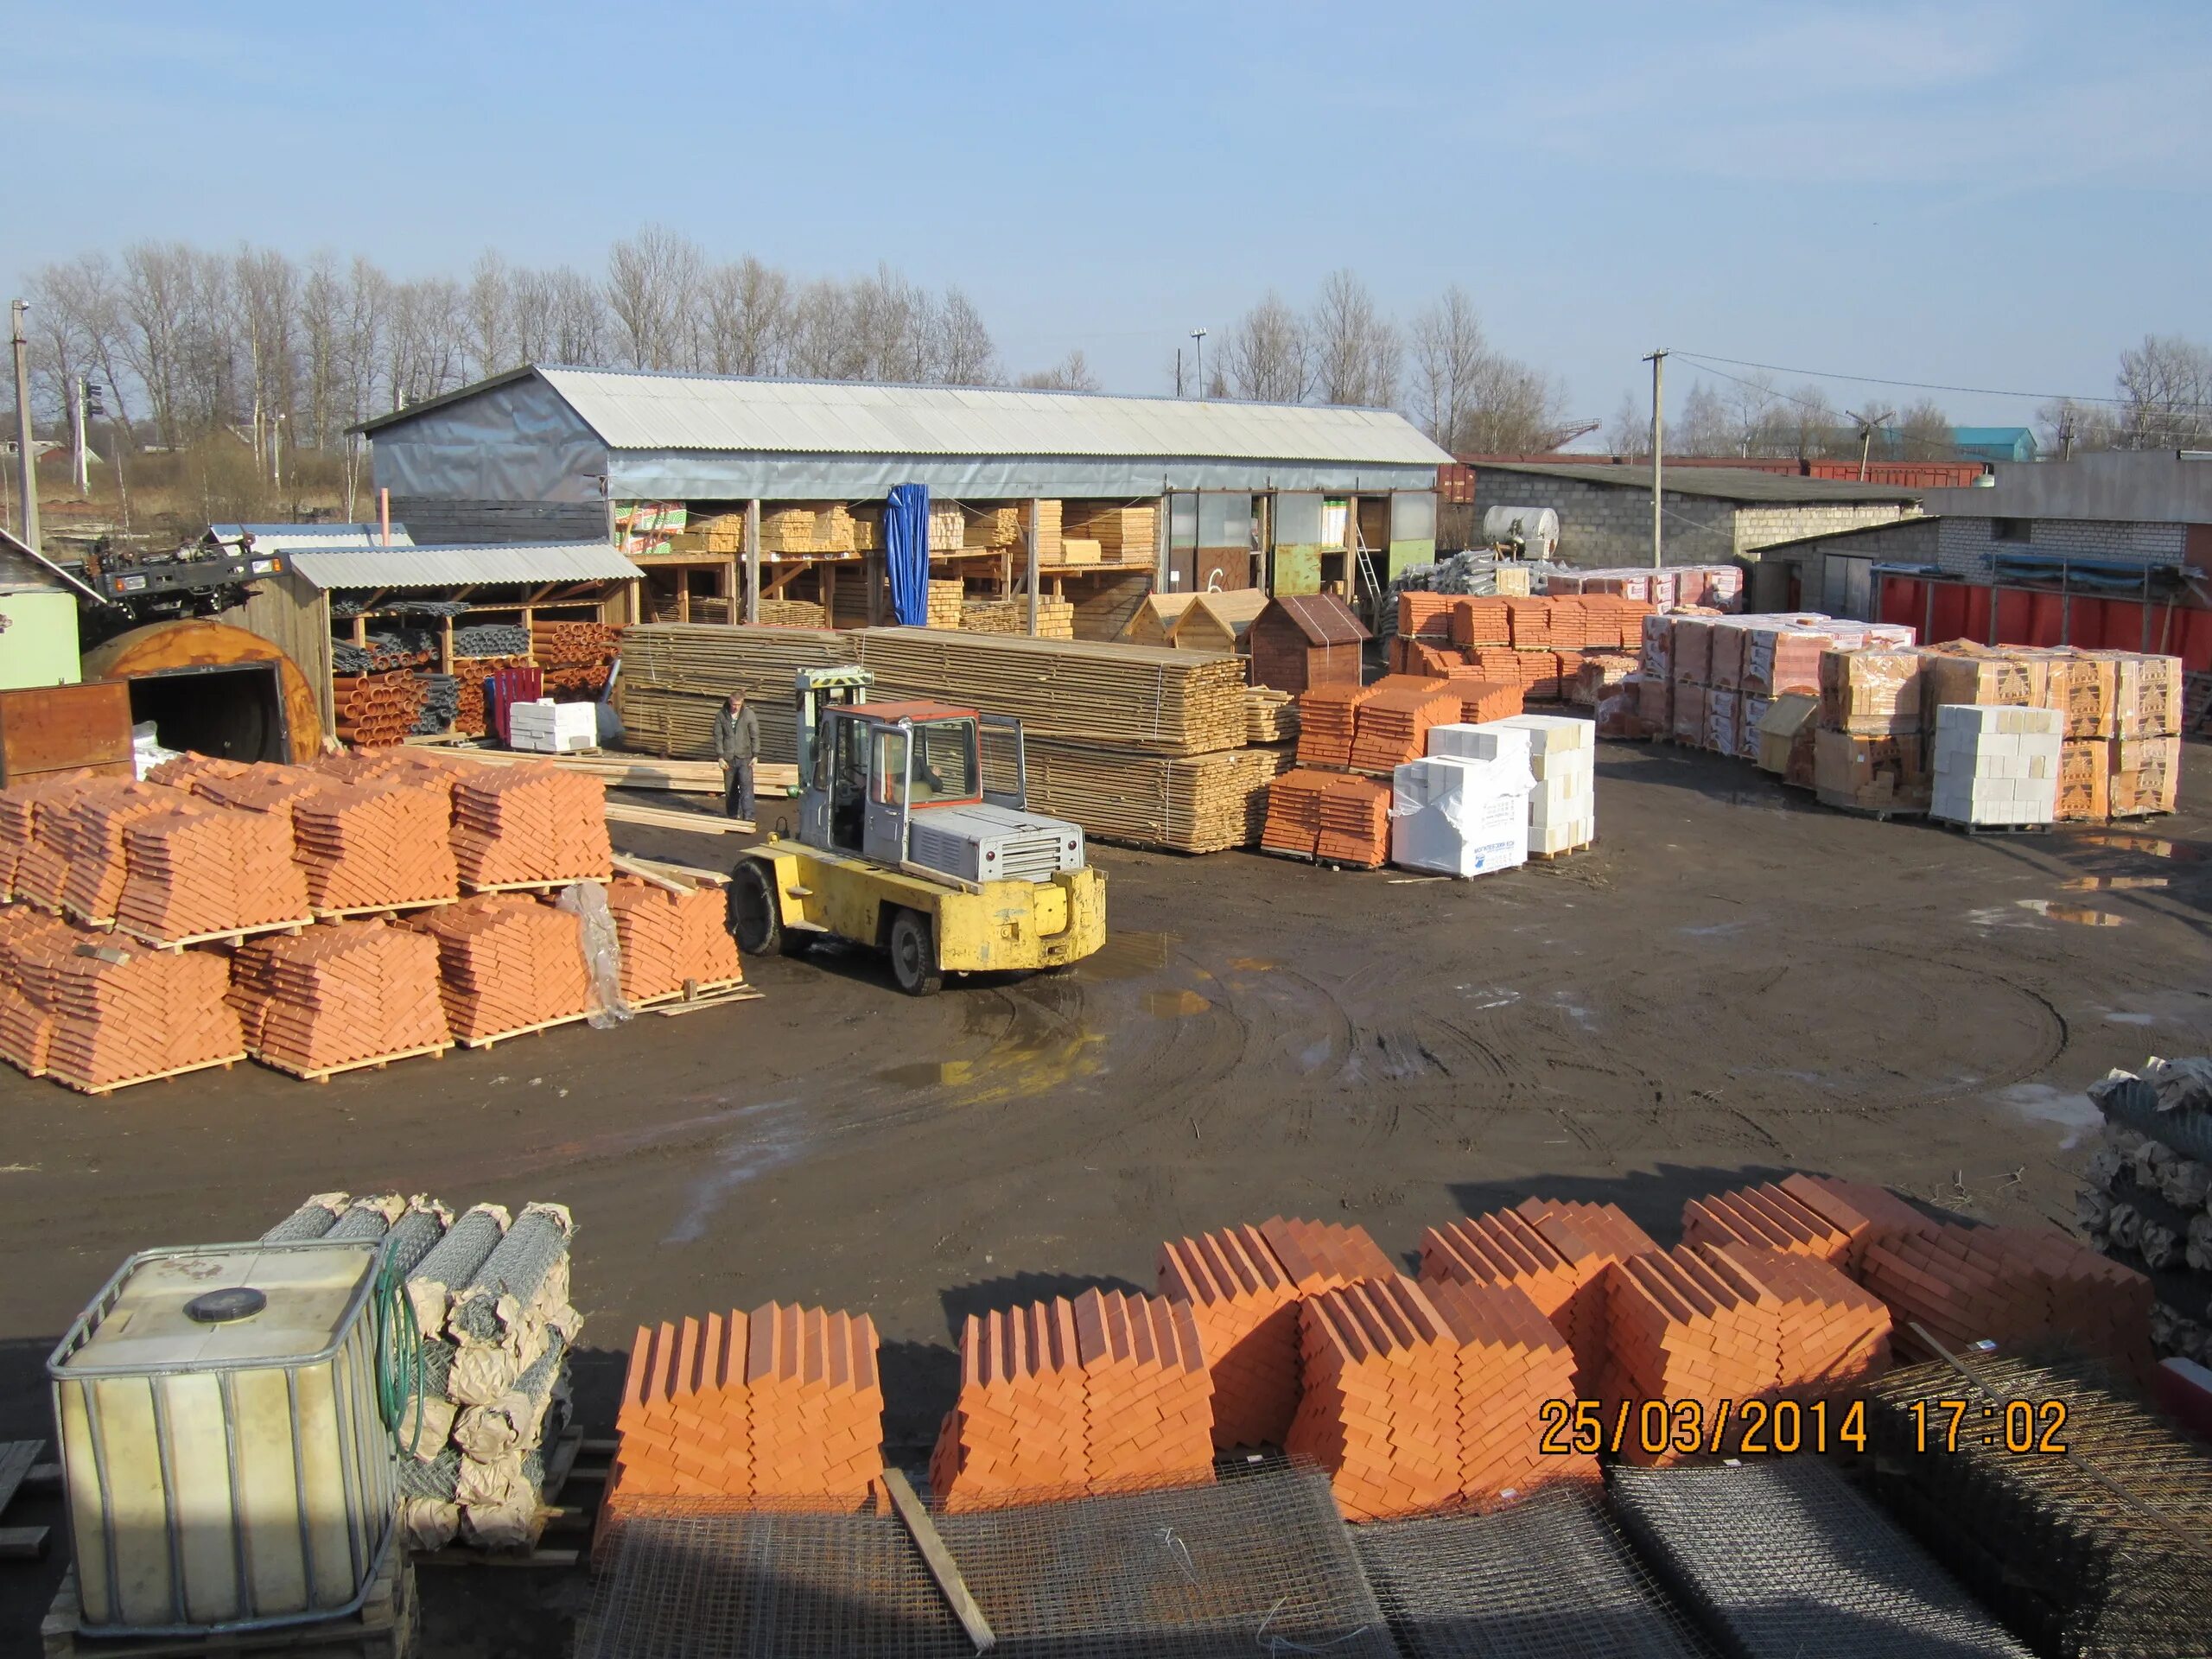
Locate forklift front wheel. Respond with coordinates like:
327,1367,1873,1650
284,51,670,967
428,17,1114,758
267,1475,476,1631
731,861,795,957
887,908,944,996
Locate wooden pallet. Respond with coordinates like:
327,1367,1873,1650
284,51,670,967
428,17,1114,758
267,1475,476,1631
1529,839,1596,862
0,1439,55,1561
49,1054,246,1097
118,920,309,953
416,1428,607,1571
308,898,459,923
251,1043,453,1084
42,1547,415,1658
632,977,749,1010
454,1011,594,1050
644,983,762,1017
458,877,611,896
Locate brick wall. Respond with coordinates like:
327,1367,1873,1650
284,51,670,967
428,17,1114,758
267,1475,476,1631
1730,503,1915,556
1935,517,2186,578
1471,473,1919,569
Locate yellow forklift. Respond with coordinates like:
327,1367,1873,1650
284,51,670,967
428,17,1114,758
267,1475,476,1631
729,668,1106,994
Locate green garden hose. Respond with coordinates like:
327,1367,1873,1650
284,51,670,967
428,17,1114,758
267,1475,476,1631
370,1237,426,1456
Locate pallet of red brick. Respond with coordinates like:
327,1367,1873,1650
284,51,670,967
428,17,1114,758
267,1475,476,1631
190,763,338,827
1425,1274,1596,1510
29,937,242,1092
1858,1222,2149,1368
54,782,191,923
1316,774,1391,868
230,920,450,1077
0,771,99,900
118,801,312,943
1681,1179,1861,1268
1259,768,1332,858
1287,1277,1462,1521
1397,593,1459,645
1349,682,1462,772
605,877,742,1001
0,905,80,1074
1295,683,1377,769
450,766,613,887
409,894,594,1041
293,782,461,910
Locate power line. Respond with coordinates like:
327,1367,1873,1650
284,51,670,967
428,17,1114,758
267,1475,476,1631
1673,349,2212,414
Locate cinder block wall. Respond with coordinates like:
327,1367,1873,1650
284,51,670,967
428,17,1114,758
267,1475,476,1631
1471,474,1916,569
1732,503,1914,556
1935,517,2186,578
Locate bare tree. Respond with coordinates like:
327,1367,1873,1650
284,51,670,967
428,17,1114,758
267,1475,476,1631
233,245,300,474
785,279,853,379
465,251,513,378
116,241,197,447
928,288,999,386
1220,292,1308,403
542,267,607,365
696,257,790,377
1306,270,1400,407
1777,382,1840,460
1408,285,1487,449
1675,379,1734,455
1888,397,1955,461
2113,334,2212,449
1606,392,1644,457
2035,395,2119,458
605,225,705,371
1018,349,1100,391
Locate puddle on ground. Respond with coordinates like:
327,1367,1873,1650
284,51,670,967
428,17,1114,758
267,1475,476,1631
2017,899,2126,926
1990,1081,2101,1149
2105,1012,2158,1026
1145,988,1213,1018
2060,875,2168,892
876,1058,979,1088
1083,930,1178,980
2075,832,2202,861
1227,957,1279,972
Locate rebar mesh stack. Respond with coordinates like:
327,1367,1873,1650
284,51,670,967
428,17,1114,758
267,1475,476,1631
1605,1459,2031,1659
1866,1355,2212,1657
1351,1484,1712,1659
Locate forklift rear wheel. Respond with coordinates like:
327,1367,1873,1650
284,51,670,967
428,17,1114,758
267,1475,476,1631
731,861,787,957
888,909,944,996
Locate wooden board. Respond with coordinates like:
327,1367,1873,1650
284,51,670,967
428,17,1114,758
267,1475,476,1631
997,738,1292,855
0,683,134,782
455,1011,594,1049
118,920,308,953
48,1054,247,1097
251,1042,452,1083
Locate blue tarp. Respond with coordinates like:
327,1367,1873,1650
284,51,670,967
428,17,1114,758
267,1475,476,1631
886,484,930,626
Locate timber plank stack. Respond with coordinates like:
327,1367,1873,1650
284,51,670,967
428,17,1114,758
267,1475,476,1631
758,599,828,628
293,783,461,910
410,894,594,1042
230,920,450,1075
1244,687,1299,745
614,625,855,764
957,598,1077,639
118,801,311,943
926,580,964,627
962,505,1021,550
604,876,743,1001
760,504,858,555
1027,499,1062,563
450,767,613,887
1065,504,1155,563
1019,738,1288,855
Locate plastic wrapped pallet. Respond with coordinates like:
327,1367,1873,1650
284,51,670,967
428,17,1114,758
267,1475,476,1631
1489,715,1594,856
1389,755,1532,878
2058,740,2112,821
1815,729,1929,816
1918,646,2050,728
1929,704,2061,828
1819,648,1923,734
2109,733,2180,817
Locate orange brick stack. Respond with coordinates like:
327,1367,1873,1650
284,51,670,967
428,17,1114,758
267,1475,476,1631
55,782,190,923
1287,1276,1464,1521
1858,1224,2150,1366
1316,773,1392,868
1349,682,1462,772
1517,1198,1664,1380
1396,593,1459,645
1451,679,1523,726
0,771,94,899
1394,638,1462,677
144,754,248,790
410,894,594,1041
1713,1244,1892,1397
608,1305,885,1510
118,803,311,943
1424,1275,1597,1510
229,921,450,1075
1503,599,1554,649
315,747,476,801
1421,1207,1614,1393
1451,598,1511,647
1260,768,1333,858
1295,683,1378,768
604,877,742,1001
450,766,613,887
293,783,461,910
1774,1172,1942,1273
10,790,79,912
1681,1180,1859,1269
1071,1287,1215,1489
1599,1246,1784,1463
0,905,79,1073
33,939,241,1091
190,763,335,827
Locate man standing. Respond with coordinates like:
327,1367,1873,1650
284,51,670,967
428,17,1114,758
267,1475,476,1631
714,691,759,821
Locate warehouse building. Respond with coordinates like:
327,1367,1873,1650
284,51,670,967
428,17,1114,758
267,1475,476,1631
354,366,1450,641
1466,461,1923,570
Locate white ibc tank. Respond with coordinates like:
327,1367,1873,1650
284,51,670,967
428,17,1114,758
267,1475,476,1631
1480,505,1560,559
48,1239,392,1635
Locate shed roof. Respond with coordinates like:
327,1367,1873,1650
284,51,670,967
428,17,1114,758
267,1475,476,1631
1264,594,1370,646
286,541,642,591
357,365,1452,468
1475,461,1921,505
211,523,416,554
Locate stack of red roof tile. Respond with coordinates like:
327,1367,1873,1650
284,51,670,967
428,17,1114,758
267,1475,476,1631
1287,1277,1464,1521
608,1305,885,1510
1858,1224,2149,1366
0,772,95,900
118,802,311,943
411,894,594,1041
1681,1180,1859,1269
930,1287,1214,1510
0,905,79,1073
1316,774,1391,868
604,878,742,1001
1450,599,1511,648
1260,768,1332,857
56,782,190,923
1424,1275,1596,1510
31,938,241,1091
229,921,449,1074
450,766,613,887
1295,683,1378,768
293,783,461,910
1349,683,1462,772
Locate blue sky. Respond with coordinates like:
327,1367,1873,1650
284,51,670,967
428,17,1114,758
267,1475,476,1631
9,1,2208,427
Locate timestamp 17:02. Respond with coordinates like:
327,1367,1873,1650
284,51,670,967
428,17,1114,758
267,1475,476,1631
1910,1398,2069,1454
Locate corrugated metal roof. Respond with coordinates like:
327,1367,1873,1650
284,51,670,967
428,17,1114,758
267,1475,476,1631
360,365,1452,468
287,542,641,591
210,523,416,551
1476,461,1921,504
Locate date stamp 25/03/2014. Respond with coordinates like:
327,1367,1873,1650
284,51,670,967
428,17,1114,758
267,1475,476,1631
1537,1396,2072,1459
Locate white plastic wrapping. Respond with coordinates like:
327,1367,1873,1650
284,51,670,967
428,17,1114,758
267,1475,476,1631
557,880,632,1027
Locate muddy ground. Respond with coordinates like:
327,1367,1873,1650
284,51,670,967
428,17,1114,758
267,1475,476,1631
3,738,2209,1654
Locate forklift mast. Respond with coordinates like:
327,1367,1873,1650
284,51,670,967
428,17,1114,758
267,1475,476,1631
792,665,874,783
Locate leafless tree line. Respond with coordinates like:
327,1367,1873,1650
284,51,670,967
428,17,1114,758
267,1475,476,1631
1605,373,1955,464
18,226,1007,470
1212,273,1571,453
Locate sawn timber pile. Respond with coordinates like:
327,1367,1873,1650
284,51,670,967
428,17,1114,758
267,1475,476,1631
1016,738,1289,855
851,628,1247,755
613,625,855,764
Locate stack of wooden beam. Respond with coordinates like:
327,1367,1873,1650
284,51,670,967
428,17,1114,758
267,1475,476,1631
926,580,964,627
118,802,311,943
55,782,189,924
1244,687,1299,745
34,939,241,1091
757,600,828,628
760,504,857,554
928,502,967,552
696,512,744,554
450,768,613,887
604,877,743,1001
1027,499,1062,562
294,783,461,911
1019,738,1287,855
963,505,1021,550
230,921,450,1076
957,599,1076,639
614,625,855,764
1065,505,1155,562
411,895,594,1042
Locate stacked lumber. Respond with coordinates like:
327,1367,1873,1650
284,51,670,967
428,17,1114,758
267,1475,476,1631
334,671,429,747
294,783,461,910
757,599,828,628
1020,738,1287,854
1295,683,1378,768
928,1287,1214,1510
118,802,311,943
450,767,613,887
1027,499,1062,563
850,628,1247,754
607,1306,885,1509
1260,767,1332,857
614,624,856,764
696,512,744,554
604,876,742,1001
928,501,967,552
1348,682,1461,772
34,938,240,1091
1064,504,1155,561
1859,1224,2150,1365
1058,537,1102,566
760,503,857,554
0,905,81,1072
411,894,594,1041
1244,687,1299,744
962,505,1021,550
55,782,190,923
1317,773,1391,868
926,580,964,628
230,921,450,1075
1425,1276,1597,1510
957,598,1077,639
529,620,622,665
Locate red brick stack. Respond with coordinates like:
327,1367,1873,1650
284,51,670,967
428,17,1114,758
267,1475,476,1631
451,766,613,887
1315,773,1391,868
0,772,94,898
1349,682,1463,772
1714,1244,1892,1396
608,1305,885,1509
229,921,450,1074
317,747,474,803
10,796,76,912
191,764,335,827
1858,1224,2149,1365
1421,1207,1614,1393
34,940,241,1091
410,894,594,1041
1260,768,1332,857
1451,599,1511,647
604,878,742,1001
1424,1274,1597,1510
1681,1180,1859,1268
56,782,190,923
143,754,248,790
1517,1198,1664,1383
293,783,461,910
931,1287,1214,1509
1397,593,1459,647
1774,1172,1943,1273
1295,683,1377,768
0,906,79,1073
1503,599,1554,650
1287,1276,1464,1521
118,802,311,943
1600,1246,1784,1462
1451,678,1523,725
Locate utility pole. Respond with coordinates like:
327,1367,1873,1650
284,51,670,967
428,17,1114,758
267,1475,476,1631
71,377,89,493
1643,349,1666,569
10,300,39,553
2058,410,2076,461
1174,347,1184,398
1845,406,1893,483
1190,329,1208,400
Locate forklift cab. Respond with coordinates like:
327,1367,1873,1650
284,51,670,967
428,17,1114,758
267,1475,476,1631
801,702,1026,863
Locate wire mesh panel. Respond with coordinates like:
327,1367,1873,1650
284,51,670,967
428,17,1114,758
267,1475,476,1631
577,1464,1398,1659
1605,1459,2032,1659
1352,1485,1713,1659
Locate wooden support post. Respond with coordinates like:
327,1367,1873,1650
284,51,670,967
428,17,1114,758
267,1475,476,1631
743,499,761,625
521,605,535,664
350,614,367,647
880,1470,995,1654
677,578,690,624
720,556,737,624
821,562,837,630
1026,497,1041,636
439,615,454,674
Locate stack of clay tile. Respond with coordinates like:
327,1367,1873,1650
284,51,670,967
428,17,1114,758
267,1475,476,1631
143,753,248,790
117,801,311,943
603,877,742,1002
1317,773,1391,868
0,771,96,899
0,905,78,1073
1157,1217,1397,1450
293,782,461,910
1295,683,1377,768
449,766,613,887
1260,768,1333,857
1349,681,1463,772
32,938,241,1091
229,921,450,1075
410,894,593,1041
9,785,84,912
1424,1275,1596,1510
55,782,190,923
930,1287,1214,1510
